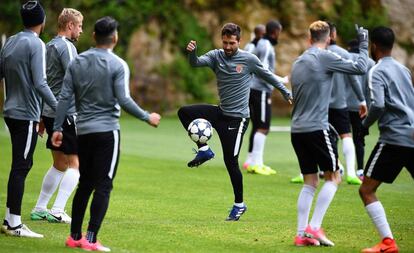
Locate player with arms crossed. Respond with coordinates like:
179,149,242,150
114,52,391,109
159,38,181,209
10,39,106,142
290,21,368,246
52,17,161,251
31,8,83,224
178,23,292,221
359,26,414,253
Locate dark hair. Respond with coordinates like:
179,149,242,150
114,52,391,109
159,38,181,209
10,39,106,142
327,21,336,36
266,20,282,35
347,38,359,53
221,23,241,41
94,16,118,45
371,26,395,51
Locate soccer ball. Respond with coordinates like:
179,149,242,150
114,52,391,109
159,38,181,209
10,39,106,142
187,118,213,144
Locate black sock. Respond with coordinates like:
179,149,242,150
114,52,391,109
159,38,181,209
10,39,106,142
86,230,97,243
71,232,82,241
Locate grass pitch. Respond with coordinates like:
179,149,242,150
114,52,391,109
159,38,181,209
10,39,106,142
0,116,413,253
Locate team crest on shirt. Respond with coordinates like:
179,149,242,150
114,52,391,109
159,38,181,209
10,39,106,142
236,64,243,73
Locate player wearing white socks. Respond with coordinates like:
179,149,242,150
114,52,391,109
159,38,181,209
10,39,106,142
31,8,83,224
290,21,368,246
244,20,284,176
359,26,414,253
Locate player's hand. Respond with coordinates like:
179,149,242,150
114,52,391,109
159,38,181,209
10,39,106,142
51,131,63,147
37,120,45,138
359,103,368,118
147,112,161,128
186,40,197,52
281,75,289,84
356,24,368,43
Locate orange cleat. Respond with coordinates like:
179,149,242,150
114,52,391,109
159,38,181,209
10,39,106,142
361,237,398,253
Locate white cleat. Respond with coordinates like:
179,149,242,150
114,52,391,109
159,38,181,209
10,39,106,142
48,209,72,224
4,224,44,238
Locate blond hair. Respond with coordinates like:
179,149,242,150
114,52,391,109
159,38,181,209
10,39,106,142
58,8,83,31
309,21,330,43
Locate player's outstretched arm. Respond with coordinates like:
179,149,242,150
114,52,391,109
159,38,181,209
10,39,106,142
147,112,161,128
187,40,215,68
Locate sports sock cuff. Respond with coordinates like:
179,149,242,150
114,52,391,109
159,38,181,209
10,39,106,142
302,184,316,194
324,180,338,190
234,202,245,207
199,145,209,151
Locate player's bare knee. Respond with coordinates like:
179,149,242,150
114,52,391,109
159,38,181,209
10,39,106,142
257,128,269,135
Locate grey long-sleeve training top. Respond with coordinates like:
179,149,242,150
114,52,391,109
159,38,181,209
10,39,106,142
290,39,368,133
327,44,365,109
346,54,376,112
362,56,414,148
53,48,149,135
0,30,57,121
43,36,78,118
251,38,276,93
189,47,291,118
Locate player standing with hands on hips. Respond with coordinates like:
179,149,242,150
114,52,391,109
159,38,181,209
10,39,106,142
178,23,292,221
51,16,161,251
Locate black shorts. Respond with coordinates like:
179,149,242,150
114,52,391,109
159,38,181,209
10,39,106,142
249,89,271,129
43,115,78,155
291,130,339,175
78,130,120,184
329,108,351,135
364,142,414,183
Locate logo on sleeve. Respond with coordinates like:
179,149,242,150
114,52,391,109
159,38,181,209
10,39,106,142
236,64,244,73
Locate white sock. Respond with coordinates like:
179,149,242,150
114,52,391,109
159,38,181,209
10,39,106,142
199,145,209,151
4,207,10,222
34,166,65,211
342,137,356,177
251,132,266,166
365,201,393,239
309,181,338,230
234,202,245,208
297,184,316,236
245,152,252,165
52,168,80,211
8,214,22,228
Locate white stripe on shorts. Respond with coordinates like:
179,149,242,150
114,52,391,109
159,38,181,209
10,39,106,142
261,91,266,123
366,143,385,177
323,130,337,171
233,118,246,156
108,130,119,179
23,121,33,159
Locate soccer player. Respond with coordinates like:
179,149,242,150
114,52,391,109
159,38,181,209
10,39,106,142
346,39,376,180
178,23,292,221
244,24,265,53
31,8,83,224
327,22,367,185
359,26,414,253
244,20,283,176
0,0,57,238
51,17,161,251
290,21,368,246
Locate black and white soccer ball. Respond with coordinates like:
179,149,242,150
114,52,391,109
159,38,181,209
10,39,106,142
187,118,213,144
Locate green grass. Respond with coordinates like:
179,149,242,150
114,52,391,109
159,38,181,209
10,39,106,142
0,116,413,253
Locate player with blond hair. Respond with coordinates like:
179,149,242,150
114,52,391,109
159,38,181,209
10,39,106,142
290,21,368,246
31,7,83,224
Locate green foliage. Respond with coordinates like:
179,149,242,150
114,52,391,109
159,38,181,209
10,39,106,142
303,0,389,43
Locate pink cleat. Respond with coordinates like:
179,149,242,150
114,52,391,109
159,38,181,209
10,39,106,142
65,236,87,248
242,162,249,170
294,235,320,246
80,239,111,252
305,225,334,246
